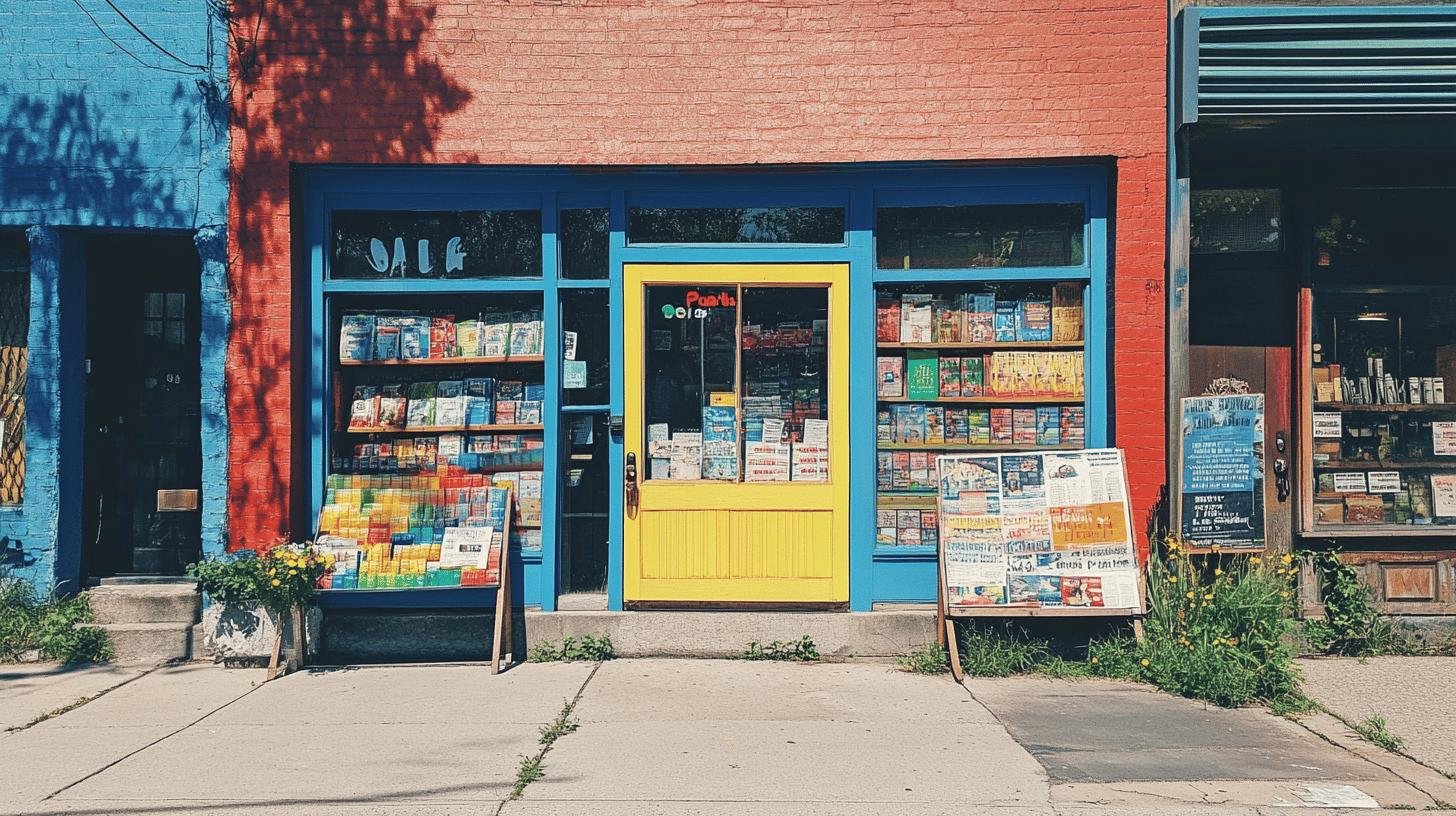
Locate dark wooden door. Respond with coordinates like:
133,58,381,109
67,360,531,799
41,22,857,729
1188,346,1293,554
82,237,202,578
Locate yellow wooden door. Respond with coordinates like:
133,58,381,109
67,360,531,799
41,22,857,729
624,263,850,604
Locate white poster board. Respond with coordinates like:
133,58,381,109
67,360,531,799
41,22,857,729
938,448,1142,614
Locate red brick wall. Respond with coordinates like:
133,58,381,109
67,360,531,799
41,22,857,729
228,0,1166,547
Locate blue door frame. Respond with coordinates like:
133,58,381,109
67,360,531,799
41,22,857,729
302,162,1109,612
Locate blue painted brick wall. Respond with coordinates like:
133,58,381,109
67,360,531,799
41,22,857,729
0,1,228,592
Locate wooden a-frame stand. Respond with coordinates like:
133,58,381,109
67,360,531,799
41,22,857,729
490,492,516,674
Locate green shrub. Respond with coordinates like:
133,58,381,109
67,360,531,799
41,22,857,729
895,642,950,674
529,634,615,663
1300,550,1406,657
741,635,820,662
0,574,112,664
1139,540,1307,710
187,552,265,605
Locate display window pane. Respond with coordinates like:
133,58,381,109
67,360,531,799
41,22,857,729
0,232,27,505
560,208,609,280
628,206,845,245
563,289,610,406
1308,285,1456,530
1190,189,1282,254
331,210,542,279
1314,188,1456,274
317,292,547,589
643,284,829,482
876,203,1084,269
872,280,1088,548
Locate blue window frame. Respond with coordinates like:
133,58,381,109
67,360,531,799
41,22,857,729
302,163,1108,612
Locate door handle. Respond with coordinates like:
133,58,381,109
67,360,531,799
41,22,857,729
624,451,639,518
1273,456,1290,502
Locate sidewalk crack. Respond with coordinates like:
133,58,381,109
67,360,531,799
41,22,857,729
496,661,602,816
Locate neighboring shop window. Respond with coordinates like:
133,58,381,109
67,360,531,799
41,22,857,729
876,203,1084,269
330,210,543,279
873,281,1087,548
0,233,26,505
559,208,609,280
1190,189,1282,254
1306,189,1456,531
319,293,546,589
628,206,845,244
644,285,829,482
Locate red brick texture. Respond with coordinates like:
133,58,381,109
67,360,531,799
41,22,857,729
228,0,1166,548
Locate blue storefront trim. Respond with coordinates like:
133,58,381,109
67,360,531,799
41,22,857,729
303,162,1109,612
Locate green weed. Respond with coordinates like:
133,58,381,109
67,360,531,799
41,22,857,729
955,625,1052,677
510,754,543,799
0,576,112,664
1301,550,1411,657
741,635,820,662
538,700,580,747
1352,714,1404,753
528,634,615,663
895,642,950,674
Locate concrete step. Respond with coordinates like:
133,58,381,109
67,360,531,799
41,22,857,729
84,622,194,665
85,584,200,625
316,608,937,664
525,610,938,659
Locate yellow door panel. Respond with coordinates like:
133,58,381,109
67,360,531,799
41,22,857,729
624,263,850,605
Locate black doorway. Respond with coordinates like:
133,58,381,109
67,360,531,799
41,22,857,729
82,235,202,579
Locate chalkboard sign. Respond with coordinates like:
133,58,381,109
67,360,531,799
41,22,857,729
1178,394,1265,551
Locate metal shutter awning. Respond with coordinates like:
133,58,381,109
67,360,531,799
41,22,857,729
1178,6,1456,124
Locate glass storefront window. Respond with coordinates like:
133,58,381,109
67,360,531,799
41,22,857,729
876,203,1084,269
0,233,27,505
1190,189,1282,254
560,208,609,280
643,284,829,482
1308,284,1456,530
563,289,610,406
331,210,543,279
628,206,845,244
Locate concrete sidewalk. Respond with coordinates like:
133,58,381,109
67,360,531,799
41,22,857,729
0,663,148,732
1300,656,1456,779
0,658,1452,816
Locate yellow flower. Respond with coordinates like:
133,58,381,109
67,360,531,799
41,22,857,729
1203,593,1214,601
1168,575,1178,584
1281,554,1293,565
1186,591,1195,599
1250,556,1262,565
1227,637,1239,646
289,569,298,576
1213,568,1223,576
1090,656,1099,664
1281,591,1291,599
1139,658,1150,667
270,578,281,587
267,569,275,576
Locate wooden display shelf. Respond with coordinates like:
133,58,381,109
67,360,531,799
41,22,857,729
878,395,1082,404
1315,459,1456,470
878,341,1083,351
338,355,544,366
1316,402,1456,413
342,423,545,434
878,442,1080,451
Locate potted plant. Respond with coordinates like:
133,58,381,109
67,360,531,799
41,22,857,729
189,543,332,677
